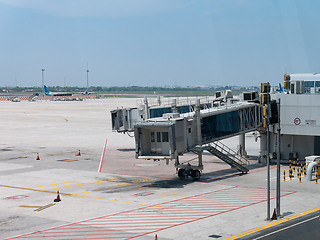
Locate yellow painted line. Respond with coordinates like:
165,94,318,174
0,184,73,195
224,206,320,240
76,195,164,208
73,178,156,195
44,180,107,190
134,186,149,190
0,184,162,208
72,185,126,195
30,181,77,189
161,192,188,198
43,177,136,191
34,203,55,212
31,177,133,191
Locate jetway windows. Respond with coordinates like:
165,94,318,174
150,131,169,143
201,110,240,142
157,132,161,142
177,105,191,114
151,132,155,142
149,129,170,155
149,106,192,119
162,132,169,142
150,107,172,118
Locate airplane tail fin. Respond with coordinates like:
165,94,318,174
44,85,50,94
279,83,284,93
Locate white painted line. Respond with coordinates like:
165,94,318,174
253,215,318,240
98,139,108,173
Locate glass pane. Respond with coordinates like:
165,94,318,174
151,132,155,142
162,132,169,142
305,81,314,88
157,132,161,142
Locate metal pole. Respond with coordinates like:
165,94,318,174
196,99,201,145
276,98,281,217
267,103,270,220
41,69,45,96
86,68,89,94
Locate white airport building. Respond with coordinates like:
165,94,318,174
261,74,320,164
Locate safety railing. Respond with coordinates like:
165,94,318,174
208,141,249,165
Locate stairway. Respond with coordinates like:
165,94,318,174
205,141,249,173
29,93,39,101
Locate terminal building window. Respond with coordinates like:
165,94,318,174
305,81,314,88
304,81,320,88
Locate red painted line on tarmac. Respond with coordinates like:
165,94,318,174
6,186,296,240
98,139,108,173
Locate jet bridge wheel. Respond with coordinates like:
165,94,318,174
178,169,186,179
191,170,201,181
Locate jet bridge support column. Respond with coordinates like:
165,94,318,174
259,132,267,164
197,151,203,171
172,99,177,113
177,99,202,180
144,96,149,119
239,133,248,158
195,99,203,172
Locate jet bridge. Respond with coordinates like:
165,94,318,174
111,91,240,133
134,101,262,179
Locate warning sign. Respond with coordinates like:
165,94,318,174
294,118,301,125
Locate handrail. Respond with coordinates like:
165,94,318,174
136,96,217,109
181,101,256,119
208,141,249,165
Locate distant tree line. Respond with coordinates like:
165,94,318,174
0,85,259,94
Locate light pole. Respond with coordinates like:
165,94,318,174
276,98,281,218
41,69,45,96
86,64,89,95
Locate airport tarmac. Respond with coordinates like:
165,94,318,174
0,98,319,239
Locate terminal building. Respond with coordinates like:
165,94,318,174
261,74,320,164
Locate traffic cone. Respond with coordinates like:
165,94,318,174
36,153,40,160
54,191,61,202
271,208,277,220
76,150,81,156
155,234,158,240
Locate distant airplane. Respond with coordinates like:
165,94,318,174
44,85,72,96
82,89,93,95
279,83,287,93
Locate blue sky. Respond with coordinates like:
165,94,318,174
0,0,319,87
